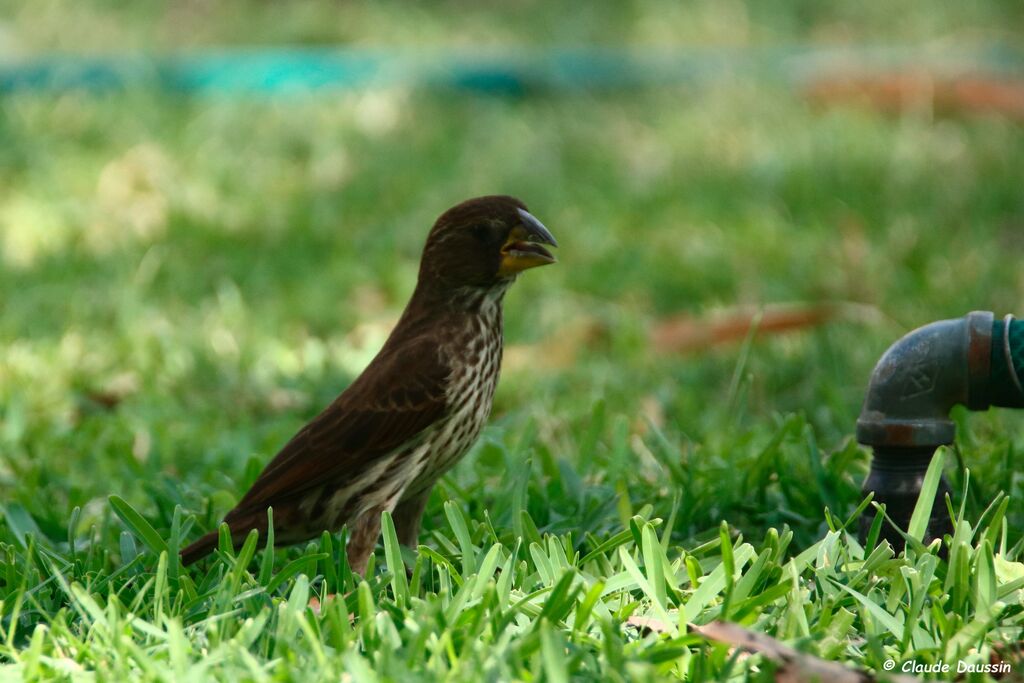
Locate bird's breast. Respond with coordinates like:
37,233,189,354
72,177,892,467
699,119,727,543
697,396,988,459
406,310,504,491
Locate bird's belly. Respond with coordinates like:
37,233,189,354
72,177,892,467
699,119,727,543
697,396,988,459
301,438,431,532
302,330,501,530
421,406,488,479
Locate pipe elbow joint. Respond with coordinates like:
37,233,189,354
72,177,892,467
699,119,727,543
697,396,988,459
856,310,995,449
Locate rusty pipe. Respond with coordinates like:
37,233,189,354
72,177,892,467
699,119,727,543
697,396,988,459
856,311,1024,548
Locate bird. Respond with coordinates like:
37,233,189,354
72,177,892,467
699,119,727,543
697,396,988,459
180,195,557,573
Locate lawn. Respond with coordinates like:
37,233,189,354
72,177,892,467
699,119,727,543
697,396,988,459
2,1,1024,680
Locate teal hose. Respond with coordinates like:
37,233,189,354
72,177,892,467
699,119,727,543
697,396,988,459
990,316,1024,408
2,45,1023,95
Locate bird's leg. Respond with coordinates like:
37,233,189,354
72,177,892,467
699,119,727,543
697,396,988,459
392,489,431,549
346,510,382,576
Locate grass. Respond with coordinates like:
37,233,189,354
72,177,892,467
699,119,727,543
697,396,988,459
2,0,1024,680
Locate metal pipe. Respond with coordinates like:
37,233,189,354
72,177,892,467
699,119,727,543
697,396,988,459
856,311,1024,549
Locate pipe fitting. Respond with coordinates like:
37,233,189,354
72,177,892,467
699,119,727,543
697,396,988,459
855,310,1024,548
856,311,995,449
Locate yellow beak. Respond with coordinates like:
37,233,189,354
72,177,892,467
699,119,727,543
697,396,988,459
498,208,558,277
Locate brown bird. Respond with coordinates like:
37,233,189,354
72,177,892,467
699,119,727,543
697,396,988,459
181,196,557,572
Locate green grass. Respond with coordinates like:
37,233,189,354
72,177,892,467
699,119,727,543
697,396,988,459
2,1,1024,680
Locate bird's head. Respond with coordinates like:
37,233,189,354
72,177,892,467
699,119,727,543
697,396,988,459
418,195,557,292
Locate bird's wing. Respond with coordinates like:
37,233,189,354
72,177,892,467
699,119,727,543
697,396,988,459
224,335,451,520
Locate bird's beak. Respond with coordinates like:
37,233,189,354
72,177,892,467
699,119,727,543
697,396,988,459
498,208,558,277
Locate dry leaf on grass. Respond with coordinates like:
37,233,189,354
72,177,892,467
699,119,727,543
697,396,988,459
308,594,357,622
805,73,1024,120
692,621,917,683
650,302,881,355
626,615,676,635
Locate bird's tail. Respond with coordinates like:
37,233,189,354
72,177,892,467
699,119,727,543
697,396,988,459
180,512,268,566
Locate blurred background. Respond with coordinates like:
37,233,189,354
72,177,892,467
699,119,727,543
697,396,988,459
1,0,1023,548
